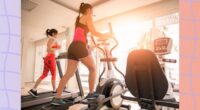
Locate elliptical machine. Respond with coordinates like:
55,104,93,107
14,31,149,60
82,23,130,110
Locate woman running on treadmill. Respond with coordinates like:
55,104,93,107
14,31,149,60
52,3,113,105
29,29,61,97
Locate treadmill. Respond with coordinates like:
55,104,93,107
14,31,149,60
21,52,84,109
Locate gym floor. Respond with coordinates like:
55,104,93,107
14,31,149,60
22,82,179,110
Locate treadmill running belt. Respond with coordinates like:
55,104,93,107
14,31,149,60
21,91,77,108
22,92,55,102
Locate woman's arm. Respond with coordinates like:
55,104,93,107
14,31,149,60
56,27,69,38
86,15,112,39
56,32,65,37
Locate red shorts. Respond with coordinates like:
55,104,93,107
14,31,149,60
39,54,56,80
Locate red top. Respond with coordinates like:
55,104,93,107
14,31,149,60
73,23,89,44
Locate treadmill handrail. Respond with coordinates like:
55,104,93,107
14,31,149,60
56,52,84,97
56,52,68,59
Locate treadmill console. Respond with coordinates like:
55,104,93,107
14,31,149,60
153,37,172,55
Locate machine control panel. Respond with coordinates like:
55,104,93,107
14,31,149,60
153,37,172,55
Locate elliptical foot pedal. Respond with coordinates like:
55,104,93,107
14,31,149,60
81,98,97,104
81,95,105,104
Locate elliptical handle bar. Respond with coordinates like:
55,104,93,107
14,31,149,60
90,23,126,79
108,22,113,33
90,35,105,55
90,23,118,56
108,22,118,56
108,23,126,79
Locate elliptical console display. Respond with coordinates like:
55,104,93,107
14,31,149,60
153,37,172,55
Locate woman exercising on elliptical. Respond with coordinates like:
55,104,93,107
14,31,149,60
28,29,61,97
52,2,113,105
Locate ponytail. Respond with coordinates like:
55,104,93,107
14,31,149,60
75,3,84,26
46,29,51,37
46,28,58,37
75,16,80,27
75,2,92,27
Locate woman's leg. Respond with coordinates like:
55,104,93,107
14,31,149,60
51,80,56,91
33,78,42,90
80,55,96,93
33,64,49,90
55,59,78,98
33,56,51,90
29,62,49,97
49,57,56,92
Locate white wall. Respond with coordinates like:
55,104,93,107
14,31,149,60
22,0,77,41
21,37,36,83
